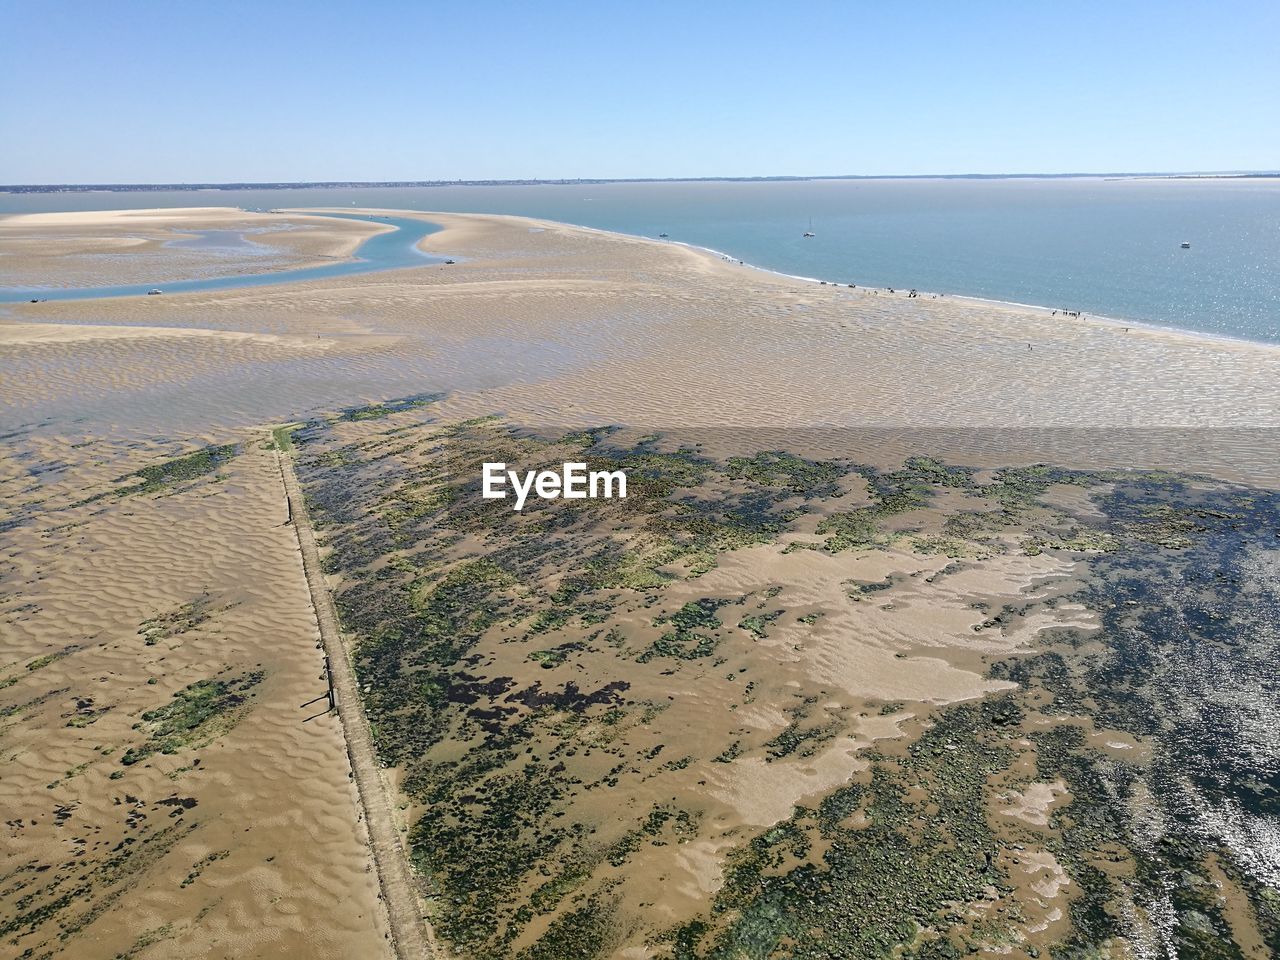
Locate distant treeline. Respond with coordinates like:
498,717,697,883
3,172,1276,193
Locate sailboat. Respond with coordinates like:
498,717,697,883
803,217,815,238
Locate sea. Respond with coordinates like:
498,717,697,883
2,177,1278,344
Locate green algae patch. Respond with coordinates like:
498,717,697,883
65,695,112,727
71,444,238,506
1022,527,1123,555
127,444,237,495
724,451,843,496
73,445,239,508
138,593,217,646
0,819,197,945
738,610,782,638
817,509,900,551
668,703,1014,959
340,393,439,422
271,422,303,452
1,644,81,689
815,458,977,552
763,697,844,761
121,671,264,765
641,598,730,662
528,642,583,669
667,473,1280,960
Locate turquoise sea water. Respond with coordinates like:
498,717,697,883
2,178,1277,342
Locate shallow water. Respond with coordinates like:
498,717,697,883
164,228,277,255
0,213,443,302
3,178,1278,341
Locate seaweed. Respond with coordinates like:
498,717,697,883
124,444,237,497
340,393,439,421
120,671,263,765
641,598,730,661
137,593,215,645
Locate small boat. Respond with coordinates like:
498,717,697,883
444,259,456,265
803,217,815,238
1180,241,1191,249
658,233,669,238
147,288,163,295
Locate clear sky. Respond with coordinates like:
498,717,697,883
3,0,1277,184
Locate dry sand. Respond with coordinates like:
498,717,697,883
2,206,1278,958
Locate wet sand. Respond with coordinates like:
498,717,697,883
3,207,1277,471
286,412,1277,956
0,433,390,959
0,207,384,288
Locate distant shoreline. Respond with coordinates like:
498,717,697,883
4,171,1279,194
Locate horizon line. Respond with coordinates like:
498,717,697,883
4,170,1279,193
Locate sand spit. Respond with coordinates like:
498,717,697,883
0,321,332,347
0,207,383,288
5,207,277,227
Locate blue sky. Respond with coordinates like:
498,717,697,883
3,0,1277,183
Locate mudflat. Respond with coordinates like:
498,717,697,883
1,208,1277,959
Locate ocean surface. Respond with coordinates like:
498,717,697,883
2,178,1278,343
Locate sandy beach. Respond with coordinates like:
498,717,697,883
2,207,1278,959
